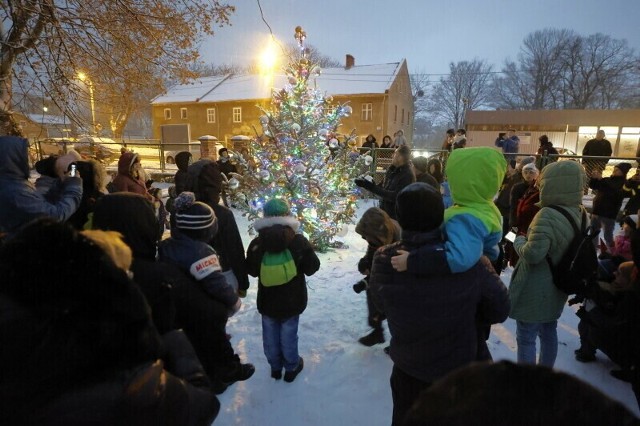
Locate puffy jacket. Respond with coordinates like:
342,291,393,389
246,216,320,319
159,232,240,315
0,136,82,233
369,228,510,382
509,161,587,322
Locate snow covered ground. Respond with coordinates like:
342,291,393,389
212,198,639,426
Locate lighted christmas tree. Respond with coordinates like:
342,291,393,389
227,27,372,251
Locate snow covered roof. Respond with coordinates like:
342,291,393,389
25,113,70,126
151,62,403,105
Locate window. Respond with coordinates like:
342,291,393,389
401,108,405,124
206,108,216,123
361,103,372,121
394,105,397,122
164,108,171,120
180,108,188,119
233,107,242,123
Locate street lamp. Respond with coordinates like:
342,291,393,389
77,72,96,135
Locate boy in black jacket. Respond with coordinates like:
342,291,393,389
246,198,320,383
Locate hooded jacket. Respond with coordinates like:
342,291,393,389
246,216,320,319
0,136,82,234
112,152,150,198
355,207,401,275
407,147,506,274
369,228,510,383
509,160,586,322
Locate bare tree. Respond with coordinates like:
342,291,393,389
0,0,235,136
410,69,430,118
426,59,493,128
492,29,640,110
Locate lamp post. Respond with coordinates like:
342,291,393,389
77,72,96,135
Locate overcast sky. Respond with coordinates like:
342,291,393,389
199,0,640,76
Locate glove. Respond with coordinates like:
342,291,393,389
238,289,247,298
354,177,374,190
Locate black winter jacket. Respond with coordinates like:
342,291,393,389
247,218,320,319
174,151,193,195
369,163,414,219
590,175,626,219
208,203,250,292
369,228,510,383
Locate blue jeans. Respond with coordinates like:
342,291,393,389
262,315,300,372
516,320,558,367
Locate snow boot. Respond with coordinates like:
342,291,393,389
284,357,304,383
271,369,283,380
574,348,596,362
358,328,385,347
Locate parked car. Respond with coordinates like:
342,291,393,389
74,136,119,164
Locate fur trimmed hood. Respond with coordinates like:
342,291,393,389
253,215,300,232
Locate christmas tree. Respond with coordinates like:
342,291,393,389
227,27,372,251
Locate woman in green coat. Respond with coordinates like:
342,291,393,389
509,160,587,367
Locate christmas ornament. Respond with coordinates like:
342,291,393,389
328,138,339,149
293,163,306,175
364,155,373,166
228,177,239,190
291,123,301,132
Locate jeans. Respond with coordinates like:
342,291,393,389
516,320,558,367
262,315,300,372
591,214,616,250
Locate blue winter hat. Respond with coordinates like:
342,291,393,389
263,198,290,217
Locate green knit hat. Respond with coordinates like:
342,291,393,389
263,198,290,217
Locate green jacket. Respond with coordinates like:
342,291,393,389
509,160,587,322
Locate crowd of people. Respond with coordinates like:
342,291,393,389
1,131,640,425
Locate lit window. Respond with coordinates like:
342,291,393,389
207,108,216,123
164,108,171,120
180,108,188,119
361,103,372,121
233,107,242,123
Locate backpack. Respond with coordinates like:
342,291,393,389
260,249,298,287
545,205,598,295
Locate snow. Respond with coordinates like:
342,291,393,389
151,63,401,105
209,198,640,425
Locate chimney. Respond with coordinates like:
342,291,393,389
345,54,355,69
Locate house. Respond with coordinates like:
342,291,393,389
150,55,414,153
16,112,73,140
465,109,640,158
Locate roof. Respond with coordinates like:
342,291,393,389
466,109,640,126
25,113,70,126
152,61,403,105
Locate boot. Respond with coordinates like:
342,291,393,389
284,357,304,383
358,328,385,347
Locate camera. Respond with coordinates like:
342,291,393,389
352,278,368,294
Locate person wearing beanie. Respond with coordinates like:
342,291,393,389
369,182,510,425
597,214,637,281
391,147,507,276
509,161,587,368
355,145,415,220
174,151,193,195
410,156,439,190
246,198,320,383
507,162,541,267
589,162,633,251
353,207,401,347
0,135,82,234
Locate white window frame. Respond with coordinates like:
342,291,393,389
180,108,188,119
164,108,171,120
233,107,242,123
206,108,216,123
361,103,372,121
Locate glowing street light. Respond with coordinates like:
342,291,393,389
77,72,96,135
259,38,278,75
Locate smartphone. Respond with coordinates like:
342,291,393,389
69,164,77,177
505,231,517,243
